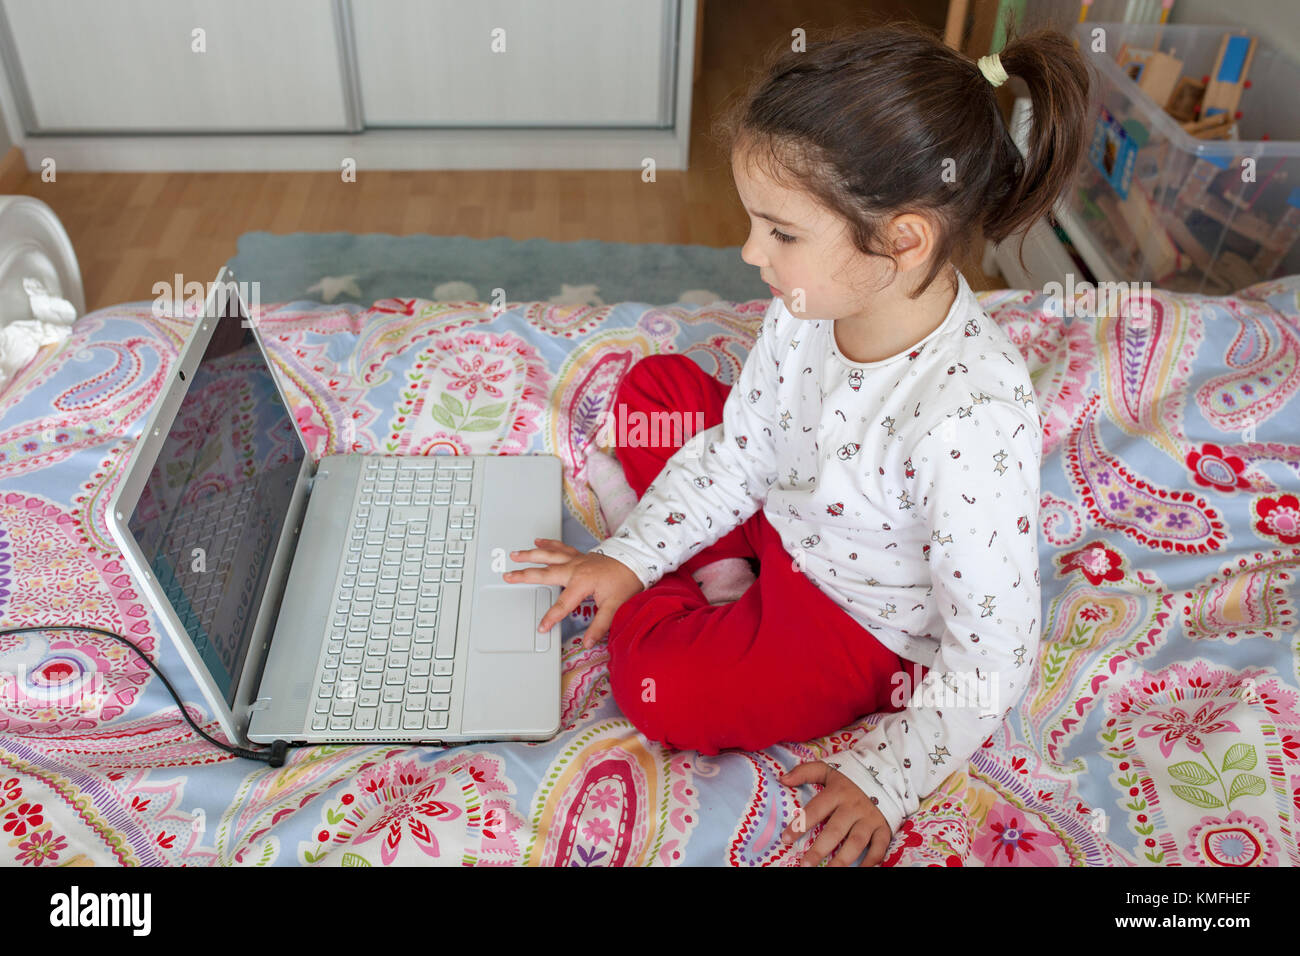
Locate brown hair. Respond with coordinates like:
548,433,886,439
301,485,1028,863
712,22,1092,296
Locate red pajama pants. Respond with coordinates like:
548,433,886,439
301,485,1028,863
604,353,925,755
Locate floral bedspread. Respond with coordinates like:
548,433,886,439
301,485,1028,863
0,279,1297,867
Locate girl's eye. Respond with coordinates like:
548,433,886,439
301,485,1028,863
770,227,796,244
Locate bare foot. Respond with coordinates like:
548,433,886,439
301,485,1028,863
692,556,757,605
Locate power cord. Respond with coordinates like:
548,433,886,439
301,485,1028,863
0,625,298,767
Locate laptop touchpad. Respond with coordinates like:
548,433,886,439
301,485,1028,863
474,586,549,653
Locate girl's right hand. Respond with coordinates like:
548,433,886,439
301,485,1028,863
504,538,646,649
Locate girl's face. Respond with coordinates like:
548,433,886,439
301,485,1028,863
731,147,892,322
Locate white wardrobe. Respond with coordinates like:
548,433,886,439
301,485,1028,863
0,0,697,170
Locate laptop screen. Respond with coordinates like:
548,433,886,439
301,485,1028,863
126,319,305,705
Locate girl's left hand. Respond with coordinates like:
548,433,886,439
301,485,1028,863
779,761,892,866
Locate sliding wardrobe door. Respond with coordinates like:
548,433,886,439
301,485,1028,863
0,0,353,133
351,0,677,128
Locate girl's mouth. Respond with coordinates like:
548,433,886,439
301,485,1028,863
768,284,782,296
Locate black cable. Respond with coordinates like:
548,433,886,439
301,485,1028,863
0,625,298,766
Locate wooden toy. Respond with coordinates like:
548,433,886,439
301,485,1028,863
1166,77,1205,123
1088,106,1144,198
1162,215,1215,272
1119,46,1184,109
1172,157,1221,216
1188,190,1277,253
1094,192,1140,254
1221,165,1253,209
1195,120,1238,141
1250,189,1300,277
1141,139,1177,193
1201,33,1257,120
1081,18,1297,292
1181,112,1233,138
1213,250,1260,290
1115,184,1184,278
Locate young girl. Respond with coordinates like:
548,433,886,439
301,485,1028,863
505,22,1089,866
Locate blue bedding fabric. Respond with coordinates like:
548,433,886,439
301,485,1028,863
0,278,1297,866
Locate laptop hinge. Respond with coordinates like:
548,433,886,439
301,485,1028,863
236,453,316,713
304,461,328,496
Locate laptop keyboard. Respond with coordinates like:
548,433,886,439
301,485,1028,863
310,456,478,735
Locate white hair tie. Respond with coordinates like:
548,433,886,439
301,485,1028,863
977,53,1009,87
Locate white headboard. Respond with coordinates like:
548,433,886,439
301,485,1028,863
0,196,84,325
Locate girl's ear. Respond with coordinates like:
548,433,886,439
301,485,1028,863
889,213,938,274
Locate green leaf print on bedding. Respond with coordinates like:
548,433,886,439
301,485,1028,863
1168,745,1264,811
429,391,506,433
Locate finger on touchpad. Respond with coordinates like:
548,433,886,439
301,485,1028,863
474,586,548,653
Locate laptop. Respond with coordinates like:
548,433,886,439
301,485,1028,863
107,266,562,747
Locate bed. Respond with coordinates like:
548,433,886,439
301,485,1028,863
0,213,1297,866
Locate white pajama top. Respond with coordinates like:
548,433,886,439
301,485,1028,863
590,272,1043,833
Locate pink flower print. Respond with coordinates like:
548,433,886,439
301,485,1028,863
357,767,388,794
1108,663,1300,732
588,784,620,813
392,760,430,791
1186,442,1250,493
1137,701,1239,760
353,776,463,866
1250,684,1288,717
3,802,43,838
1078,604,1109,622
17,830,66,866
481,806,505,842
373,298,417,316
443,354,508,403
459,763,489,786
294,405,328,453
972,803,1060,865
1253,494,1300,546
1184,811,1279,866
581,817,616,845
1280,733,1299,761
1059,543,1123,586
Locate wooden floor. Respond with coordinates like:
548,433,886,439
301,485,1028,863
1,0,999,313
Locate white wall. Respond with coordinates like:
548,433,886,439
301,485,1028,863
1170,0,1300,62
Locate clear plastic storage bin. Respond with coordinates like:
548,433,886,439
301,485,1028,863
1069,22,1300,294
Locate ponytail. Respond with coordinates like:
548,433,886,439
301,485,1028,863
982,30,1092,244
